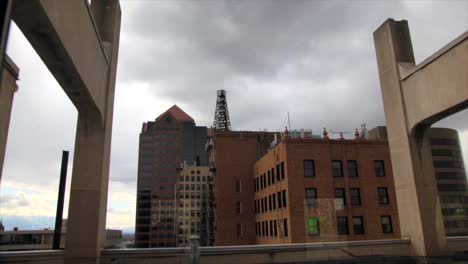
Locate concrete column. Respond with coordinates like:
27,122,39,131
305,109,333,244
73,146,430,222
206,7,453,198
0,55,19,184
64,1,120,264
373,19,446,256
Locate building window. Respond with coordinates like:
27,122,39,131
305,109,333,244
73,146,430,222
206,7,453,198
335,188,346,208
278,191,282,208
332,160,343,177
304,160,315,177
270,220,274,237
347,160,358,177
375,160,385,177
305,188,318,208
337,217,349,235
378,187,389,205
275,167,280,181
269,195,272,211
237,223,242,238
307,217,320,235
275,164,280,181
255,222,258,236
254,200,257,214
263,174,266,189
282,190,287,208
350,188,361,205
274,220,278,236
381,216,393,233
281,162,285,180
260,198,264,213
284,219,288,237
352,216,365,235
272,193,277,210
265,221,269,236
236,179,241,193
267,171,271,186
268,172,271,186
236,200,241,215
254,178,257,192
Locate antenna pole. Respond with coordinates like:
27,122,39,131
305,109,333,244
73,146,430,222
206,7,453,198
287,112,291,131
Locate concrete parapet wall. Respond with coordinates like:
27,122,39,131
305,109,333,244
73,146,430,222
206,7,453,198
2,238,466,264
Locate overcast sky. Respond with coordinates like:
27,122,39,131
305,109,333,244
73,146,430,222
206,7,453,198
1,0,467,232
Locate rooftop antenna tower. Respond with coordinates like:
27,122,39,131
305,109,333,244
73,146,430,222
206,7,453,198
213,89,231,131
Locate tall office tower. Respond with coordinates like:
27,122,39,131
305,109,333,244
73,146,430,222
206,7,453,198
368,126,468,236
135,105,208,248
428,128,468,236
175,164,214,247
213,90,231,131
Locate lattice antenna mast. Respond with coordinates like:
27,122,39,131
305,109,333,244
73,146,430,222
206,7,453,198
213,90,231,131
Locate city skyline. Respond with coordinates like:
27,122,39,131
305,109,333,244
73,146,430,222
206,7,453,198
0,0,467,232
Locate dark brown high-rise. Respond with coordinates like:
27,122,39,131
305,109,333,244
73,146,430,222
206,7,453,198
135,105,208,247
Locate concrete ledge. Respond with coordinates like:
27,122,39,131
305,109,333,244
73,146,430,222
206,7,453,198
400,31,468,80
0,250,64,264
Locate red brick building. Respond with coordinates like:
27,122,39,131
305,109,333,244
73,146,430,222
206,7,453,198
253,134,400,244
210,129,401,246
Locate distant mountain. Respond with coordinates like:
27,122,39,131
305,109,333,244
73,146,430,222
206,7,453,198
1,215,55,230
1,215,135,234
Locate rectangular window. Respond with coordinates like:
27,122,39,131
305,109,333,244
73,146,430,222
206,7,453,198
272,169,276,184
352,216,365,235
281,162,285,180
284,219,288,237
276,164,281,181
332,160,343,177
267,170,271,186
254,178,257,192
306,188,318,208
337,217,349,235
378,187,389,205
260,198,264,213
266,221,269,236
350,188,361,205
267,172,271,186
282,190,287,208
236,179,241,192
263,174,267,188
256,177,259,191
269,195,272,211
237,223,242,238
236,200,241,215
272,193,277,210
375,160,386,177
261,222,264,236
275,167,280,181
304,160,315,177
381,216,393,233
270,220,274,237
254,199,257,213
347,160,358,177
307,217,320,235
274,220,278,236
278,191,283,208
335,188,346,208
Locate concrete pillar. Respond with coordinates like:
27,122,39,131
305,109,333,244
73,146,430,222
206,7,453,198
0,55,19,184
373,19,446,256
64,1,120,264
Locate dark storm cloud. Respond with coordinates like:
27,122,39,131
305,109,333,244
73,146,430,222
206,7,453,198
116,0,468,132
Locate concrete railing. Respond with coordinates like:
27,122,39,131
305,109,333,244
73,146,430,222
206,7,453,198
1,237,467,264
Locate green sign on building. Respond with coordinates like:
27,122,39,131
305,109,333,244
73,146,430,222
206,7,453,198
307,217,319,235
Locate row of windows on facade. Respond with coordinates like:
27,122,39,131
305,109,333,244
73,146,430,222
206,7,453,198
445,220,468,229
179,175,211,182
178,193,210,200
303,160,386,178
178,183,210,191
255,219,287,238
254,162,286,192
307,187,390,207
254,187,390,214
255,190,287,214
255,216,393,238
178,200,207,207
431,148,462,158
433,160,466,169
